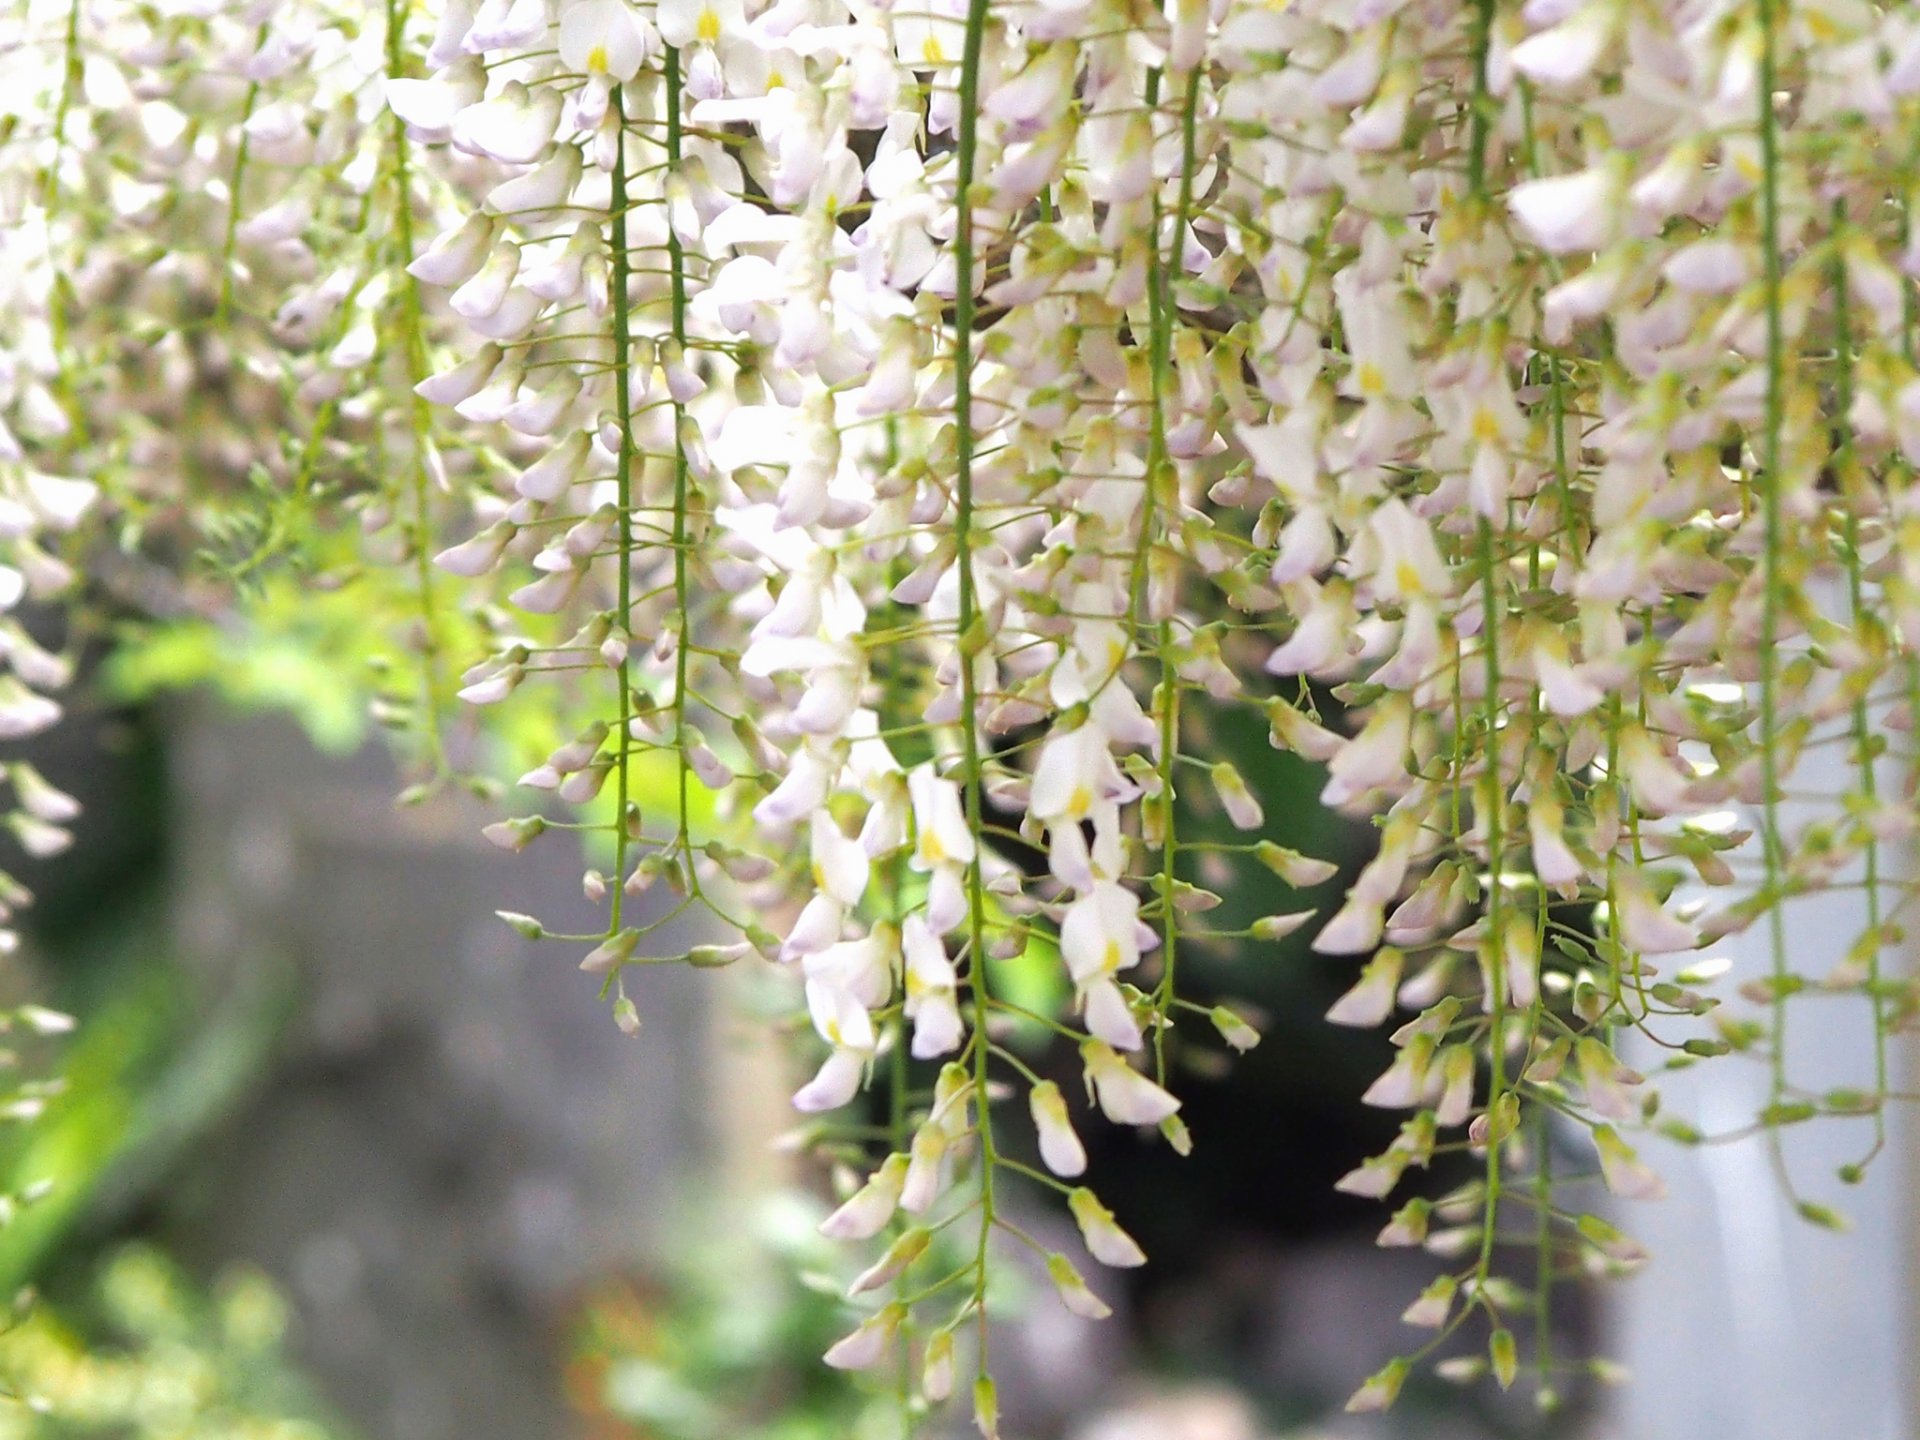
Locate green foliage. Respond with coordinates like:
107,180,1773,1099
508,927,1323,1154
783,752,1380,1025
0,1246,347,1439
0,917,289,1300
569,1199,948,1440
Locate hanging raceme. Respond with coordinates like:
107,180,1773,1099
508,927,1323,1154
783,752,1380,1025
11,0,1920,1422
403,0,1920,1413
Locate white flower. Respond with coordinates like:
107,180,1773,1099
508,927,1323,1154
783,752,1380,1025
1326,950,1403,1028
1360,1036,1434,1110
1079,1040,1180,1126
908,763,976,869
1662,239,1748,295
753,747,836,829
902,915,963,1058
849,1228,930,1295
451,83,563,167
1528,792,1585,893
780,892,844,963
659,0,741,47
487,145,583,215
1502,923,1540,1010
1028,1080,1087,1177
823,1303,905,1370
9,764,77,825
1045,1254,1113,1319
819,1152,910,1239
803,931,894,1009
1068,1187,1147,1267
899,1118,950,1214
1320,697,1413,808
1082,977,1141,1051
1210,1006,1260,1053
11,814,70,859
1616,726,1698,816
1209,762,1263,830
1433,1045,1475,1128
793,1047,867,1113
1059,881,1141,987
1507,165,1617,254
1334,1153,1409,1200
1365,499,1451,604
1593,1124,1667,1201
893,0,966,69
1611,871,1701,954
1510,7,1610,88
388,61,486,138
1270,506,1337,586
810,812,871,908
21,472,96,531
1401,1275,1457,1329
1575,1037,1640,1123
450,241,522,323
560,0,648,82
467,0,548,51
1030,723,1125,825
409,214,495,288
793,982,874,1112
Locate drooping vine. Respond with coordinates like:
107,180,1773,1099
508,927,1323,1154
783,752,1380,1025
9,0,1920,1421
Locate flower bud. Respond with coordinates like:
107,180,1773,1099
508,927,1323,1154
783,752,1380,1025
1209,1006,1260,1052
580,928,640,975
494,910,545,940
1027,1080,1086,1178
922,1330,954,1402
972,1376,1000,1439
821,1153,909,1242
823,1303,904,1371
1045,1254,1112,1319
481,814,545,851
848,1227,930,1295
1067,1187,1147,1268
1209,761,1263,830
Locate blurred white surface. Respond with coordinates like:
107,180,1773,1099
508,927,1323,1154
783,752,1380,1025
1607,665,1912,1440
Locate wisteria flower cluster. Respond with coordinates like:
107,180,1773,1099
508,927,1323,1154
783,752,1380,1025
10,0,1920,1421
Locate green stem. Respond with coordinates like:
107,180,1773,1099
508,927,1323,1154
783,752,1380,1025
42,0,87,440
952,0,997,1374
218,26,270,329
665,49,695,860
1754,0,1793,1149
1145,68,1200,1087
609,83,638,933
1827,203,1885,1166
383,0,448,774
1464,0,1507,1291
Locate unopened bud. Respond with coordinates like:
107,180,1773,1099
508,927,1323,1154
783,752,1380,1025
482,815,546,852
972,1376,1000,1439
1210,1006,1260,1052
612,996,641,1036
580,928,640,975
495,910,545,940
687,942,749,969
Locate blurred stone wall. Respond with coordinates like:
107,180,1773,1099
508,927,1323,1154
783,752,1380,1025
161,709,715,1440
